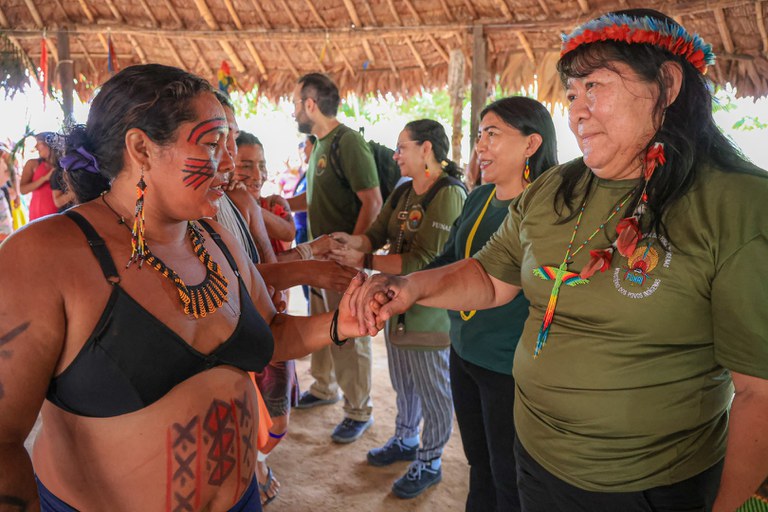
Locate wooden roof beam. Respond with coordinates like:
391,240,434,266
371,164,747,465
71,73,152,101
756,1,768,56
386,0,404,25
102,0,150,64
714,8,735,54
378,40,400,78
338,0,375,63
245,41,268,78
163,36,187,69
77,0,109,51
0,6,38,79
161,0,184,27
428,35,450,63
191,0,246,73
186,38,216,77
405,37,427,73
277,0,302,29
493,0,514,20
517,31,536,64
304,0,329,28
304,41,327,72
76,36,98,75
576,0,590,14
276,42,301,78
137,0,159,28
535,0,551,17
360,0,379,25
222,0,243,29
22,0,59,62
332,41,356,77
401,0,424,23
462,0,478,19
438,0,455,21
249,0,273,29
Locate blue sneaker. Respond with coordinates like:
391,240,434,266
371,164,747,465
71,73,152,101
392,460,442,499
295,391,340,409
330,417,373,444
367,437,418,467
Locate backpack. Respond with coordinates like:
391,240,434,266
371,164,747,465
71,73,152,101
328,125,401,203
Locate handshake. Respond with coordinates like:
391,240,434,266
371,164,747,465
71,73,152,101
297,232,370,270
336,271,416,340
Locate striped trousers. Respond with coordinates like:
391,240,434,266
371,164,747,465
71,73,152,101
385,335,453,462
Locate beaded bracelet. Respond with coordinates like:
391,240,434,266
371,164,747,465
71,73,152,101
363,253,373,270
330,308,349,346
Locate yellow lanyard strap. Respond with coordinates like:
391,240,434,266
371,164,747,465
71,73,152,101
460,186,497,321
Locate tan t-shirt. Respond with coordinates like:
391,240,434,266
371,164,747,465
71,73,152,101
475,160,768,491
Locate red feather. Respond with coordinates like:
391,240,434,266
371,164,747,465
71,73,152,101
616,217,641,257
580,248,614,279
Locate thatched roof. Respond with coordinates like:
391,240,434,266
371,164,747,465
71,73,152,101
2,0,767,104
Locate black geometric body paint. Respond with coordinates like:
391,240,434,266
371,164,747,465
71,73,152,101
182,158,215,190
0,322,30,399
187,118,226,144
166,395,255,510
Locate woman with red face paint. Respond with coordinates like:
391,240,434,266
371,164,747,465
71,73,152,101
0,64,370,511
353,9,768,511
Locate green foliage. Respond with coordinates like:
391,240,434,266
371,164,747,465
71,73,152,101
732,116,767,131
0,33,36,99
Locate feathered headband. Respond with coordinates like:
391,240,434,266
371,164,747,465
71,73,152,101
560,13,716,75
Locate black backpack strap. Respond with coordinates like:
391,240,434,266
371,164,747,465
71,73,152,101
421,176,467,212
328,125,353,186
197,219,241,276
64,210,121,284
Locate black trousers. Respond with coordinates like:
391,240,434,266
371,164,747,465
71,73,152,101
514,437,724,512
450,347,521,512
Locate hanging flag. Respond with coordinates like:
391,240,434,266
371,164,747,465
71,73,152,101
107,34,119,75
217,60,237,95
40,37,48,109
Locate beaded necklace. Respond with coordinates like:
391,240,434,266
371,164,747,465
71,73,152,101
532,185,636,358
460,186,496,321
100,193,230,319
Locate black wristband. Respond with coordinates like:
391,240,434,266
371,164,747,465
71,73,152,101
363,253,373,270
330,308,349,346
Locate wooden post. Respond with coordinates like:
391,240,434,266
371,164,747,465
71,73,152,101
470,24,487,156
448,48,465,164
57,28,74,125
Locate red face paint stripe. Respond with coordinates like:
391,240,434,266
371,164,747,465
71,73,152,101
182,159,215,190
187,118,226,143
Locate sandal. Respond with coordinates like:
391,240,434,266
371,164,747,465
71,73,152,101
258,466,279,506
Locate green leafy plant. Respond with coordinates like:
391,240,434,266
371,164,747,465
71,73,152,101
0,33,37,99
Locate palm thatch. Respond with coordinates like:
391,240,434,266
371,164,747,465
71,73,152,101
1,0,767,103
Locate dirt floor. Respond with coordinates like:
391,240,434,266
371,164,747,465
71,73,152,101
266,290,469,512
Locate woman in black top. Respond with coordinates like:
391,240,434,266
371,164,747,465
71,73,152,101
0,64,367,511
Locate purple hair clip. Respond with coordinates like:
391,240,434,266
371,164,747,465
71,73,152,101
60,146,101,175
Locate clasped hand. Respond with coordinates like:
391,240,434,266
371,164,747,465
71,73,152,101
337,272,416,338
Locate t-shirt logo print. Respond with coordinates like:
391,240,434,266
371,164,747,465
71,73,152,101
406,205,424,232
612,234,672,299
315,154,328,177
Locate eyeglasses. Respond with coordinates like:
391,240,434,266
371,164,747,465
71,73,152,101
394,140,421,154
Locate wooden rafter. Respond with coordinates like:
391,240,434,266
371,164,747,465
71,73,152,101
51,0,70,20
332,41,356,76
462,0,478,19
76,36,98,75
101,0,150,64
191,0,246,73
245,41,268,77
360,0,379,25
378,41,400,77
428,35,450,63
304,41,327,72
405,38,427,73
438,0,455,21
756,1,768,55
161,0,184,27
275,42,301,78
77,0,109,51
249,0,273,29
714,8,735,54
517,32,535,64
493,0,514,20
163,36,186,69
186,38,215,76
304,0,328,28
575,0,590,14
277,0,302,29
385,0,403,25
535,0,551,17
401,0,423,23
22,0,59,62
137,0,159,27
222,0,242,29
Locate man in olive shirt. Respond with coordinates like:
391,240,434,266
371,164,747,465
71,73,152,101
287,73,382,443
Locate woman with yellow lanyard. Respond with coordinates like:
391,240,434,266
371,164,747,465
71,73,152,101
426,97,557,512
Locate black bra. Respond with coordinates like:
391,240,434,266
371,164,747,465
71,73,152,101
46,211,273,418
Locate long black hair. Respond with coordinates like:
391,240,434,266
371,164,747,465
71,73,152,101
404,119,463,180
480,96,558,181
555,9,763,241
63,64,213,203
